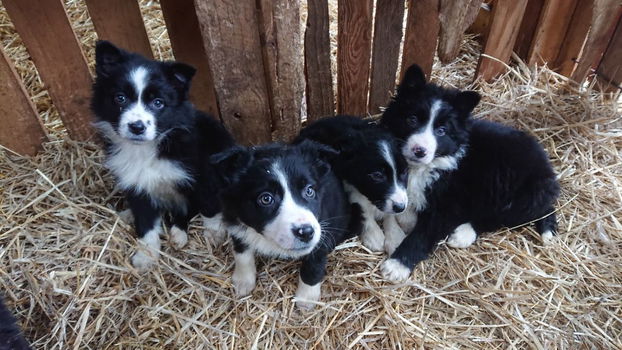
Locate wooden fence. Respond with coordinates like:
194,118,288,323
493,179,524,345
0,0,621,156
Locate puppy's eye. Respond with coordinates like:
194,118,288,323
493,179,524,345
114,93,127,105
435,126,446,136
257,192,274,206
368,171,386,183
151,98,165,109
304,185,316,199
407,116,417,126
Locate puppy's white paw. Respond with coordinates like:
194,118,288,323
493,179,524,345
202,214,227,245
295,279,321,310
232,269,256,297
384,228,406,255
381,258,411,282
447,223,477,249
131,250,158,272
541,230,555,246
170,226,188,249
361,226,385,252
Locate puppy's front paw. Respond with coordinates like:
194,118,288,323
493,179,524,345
131,250,158,272
295,280,321,310
232,270,256,297
384,228,406,255
446,223,477,249
361,226,385,252
381,258,411,282
202,215,227,245
541,230,555,246
170,226,188,249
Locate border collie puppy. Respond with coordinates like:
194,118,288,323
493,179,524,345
211,141,360,308
379,64,560,282
92,41,235,271
295,116,408,253
0,297,31,350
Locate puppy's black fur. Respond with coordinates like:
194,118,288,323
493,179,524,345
0,297,31,350
92,41,235,269
380,64,560,281
212,141,361,307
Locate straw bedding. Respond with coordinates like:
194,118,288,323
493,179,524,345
1,1,621,349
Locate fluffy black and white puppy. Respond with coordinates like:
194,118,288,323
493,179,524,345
92,41,235,270
379,64,560,282
0,297,31,350
211,141,360,308
295,116,408,253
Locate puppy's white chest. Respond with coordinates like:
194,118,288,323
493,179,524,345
106,142,192,202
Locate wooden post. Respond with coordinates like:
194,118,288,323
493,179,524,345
258,0,304,142
194,0,272,145
401,0,440,80
337,0,373,116
527,0,579,66
554,0,595,77
572,0,622,82
304,0,334,122
368,0,405,114
3,0,95,141
0,48,48,156
514,0,545,60
475,0,529,81
85,0,153,58
160,0,220,119
438,0,484,63
595,17,622,91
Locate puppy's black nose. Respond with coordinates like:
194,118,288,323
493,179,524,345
392,202,406,213
413,146,427,159
292,224,314,243
128,121,146,135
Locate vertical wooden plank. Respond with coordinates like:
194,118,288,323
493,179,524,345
553,0,595,77
0,48,48,156
438,0,484,63
159,0,220,118
194,0,272,145
305,0,334,122
527,0,579,66
400,0,440,80
368,0,405,114
475,0,529,81
572,0,622,82
596,18,622,91
3,0,94,141
337,0,373,116
84,0,153,58
514,0,545,60
258,0,304,142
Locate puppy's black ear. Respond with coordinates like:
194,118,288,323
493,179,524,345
454,90,481,116
297,140,339,178
210,146,252,183
397,64,426,96
95,41,126,78
166,62,196,93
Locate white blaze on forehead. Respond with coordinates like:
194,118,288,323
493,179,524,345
119,66,157,141
262,163,321,251
379,141,408,213
404,99,443,165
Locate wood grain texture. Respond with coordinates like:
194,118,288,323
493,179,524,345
304,0,334,122
0,48,48,156
337,0,373,115
401,0,440,80
596,17,622,90
476,0,528,81
514,0,545,59
258,0,304,141
85,0,153,58
527,0,579,66
160,0,220,118
438,0,483,63
3,0,94,141
572,0,622,82
554,0,595,76
368,0,405,114
194,0,272,145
